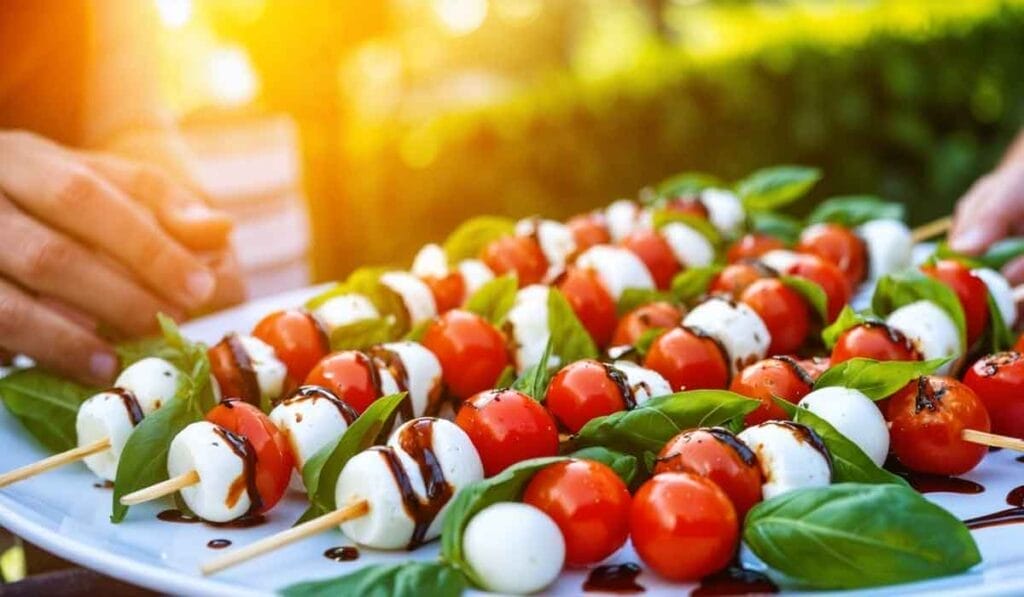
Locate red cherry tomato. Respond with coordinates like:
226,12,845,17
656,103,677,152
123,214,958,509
455,389,559,476
558,267,618,348
963,352,1024,439
481,235,548,287
1014,334,1024,353
654,427,763,517
664,195,710,219
545,360,632,433
567,213,611,252
831,322,920,365
421,310,510,401
421,272,466,313
304,351,387,414
796,356,830,381
921,260,989,346
208,334,263,407
206,400,294,514
888,376,991,475
611,302,683,347
739,278,811,354
621,229,681,290
797,223,867,287
729,357,815,425
709,262,773,297
630,472,738,581
644,326,730,391
784,254,851,321
727,234,784,264
253,309,329,387
523,460,631,566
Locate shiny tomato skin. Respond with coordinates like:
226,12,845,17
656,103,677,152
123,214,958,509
421,310,510,401
422,272,466,313
558,268,618,348
621,229,681,290
963,352,1024,439
253,309,329,386
481,235,548,287
208,337,258,406
796,356,830,381
831,323,920,364
611,302,684,347
664,195,710,219
629,472,738,581
729,357,814,426
709,262,773,297
921,260,989,347
304,351,383,414
523,460,631,566
727,234,785,264
644,326,730,391
545,360,630,433
1015,334,1024,353
785,254,851,321
739,278,811,354
654,428,762,517
797,223,867,287
888,376,991,475
206,400,294,514
567,213,611,252
455,389,559,476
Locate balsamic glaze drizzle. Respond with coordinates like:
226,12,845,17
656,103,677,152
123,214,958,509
583,563,645,593
324,546,360,562
224,334,261,407
212,423,262,516
108,387,144,426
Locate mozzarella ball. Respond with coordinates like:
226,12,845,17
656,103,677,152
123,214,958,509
376,341,443,416
973,267,1017,328
114,357,182,414
516,219,577,282
380,271,438,327
457,259,495,297
683,297,770,373
661,222,715,268
505,285,553,373
856,219,912,280
76,391,142,481
464,502,565,595
168,422,251,523
758,249,801,274
576,245,655,300
611,360,672,406
270,390,355,471
605,199,643,242
738,421,833,500
798,387,889,466
700,188,745,237
313,293,380,334
411,243,448,279
235,335,288,405
885,300,961,374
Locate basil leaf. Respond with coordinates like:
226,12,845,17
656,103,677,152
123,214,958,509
441,456,568,588
616,288,673,317
747,211,801,245
569,390,759,461
744,483,980,589
464,275,517,326
736,165,821,211
872,270,967,349
307,268,408,334
634,327,666,357
651,210,721,246
442,216,516,263
0,369,95,453
493,365,516,389
812,357,948,400
984,290,1014,352
779,276,829,323
569,446,640,488
655,172,721,198
978,236,1024,270
404,319,432,343
547,288,599,364
282,561,465,597
820,305,873,349
670,265,722,304
807,195,905,227
329,317,396,351
511,338,554,401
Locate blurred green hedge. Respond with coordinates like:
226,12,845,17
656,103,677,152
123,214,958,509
313,1,1024,280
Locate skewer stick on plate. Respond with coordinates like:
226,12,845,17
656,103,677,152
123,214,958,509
119,470,200,506
201,499,370,576
911,216,953,243
0,437,111,488
962,429,1024,452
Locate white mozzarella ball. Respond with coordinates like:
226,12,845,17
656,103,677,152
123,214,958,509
516,219,577,282
505,285,553,373
856,219,912,280
76,391,142,481
885,300,961,374
973,267,1017,328
114,357,182,414
168,422,251,523
464,502,565,595
683,297,770,373
700,188,745,236
798,387,889,466
661,222,715,268
236,335,288,405
604,200,652,242
314,293,380,334
411,243,449,279
336,448,416,549
380,271,438,327
377,341,443,417
269,391,354,471
458,259,495,297
611,360,672,406
576,245,655,300
758,249,801,274
738,421,833,500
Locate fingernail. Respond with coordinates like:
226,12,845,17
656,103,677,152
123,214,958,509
949,229,985,254
90,352,118,383
186,269,216,303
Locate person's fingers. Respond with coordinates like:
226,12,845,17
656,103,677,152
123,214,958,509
37,296,100,334
0,132,216,309
0,278,118,386
200,250,247,312
1002,255,1024,286
0,196,183,336
79,152,233,252
949,174,1006,254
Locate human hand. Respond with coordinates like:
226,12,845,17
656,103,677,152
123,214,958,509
949,162,1024,283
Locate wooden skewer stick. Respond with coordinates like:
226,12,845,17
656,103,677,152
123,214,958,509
962,429,1024,452
911,216,953,243
119,469,200,506
0,437,111,488
201,499,370,576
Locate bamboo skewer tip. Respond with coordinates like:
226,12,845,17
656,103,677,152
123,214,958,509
0,437,111,489
119,469,200,506
911,215,953,243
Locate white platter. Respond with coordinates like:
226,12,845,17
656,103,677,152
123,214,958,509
2,285,1024,596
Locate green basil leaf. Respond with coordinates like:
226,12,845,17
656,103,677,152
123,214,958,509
464,275,517,326
282,561,466,597
442,215,517,263
306,269,408,334
441,456,568,588
670,265,722,304
634,327,666,357
547,288,599,364
931,242,982,268
0,369,95,453
872,270,967,349
616,288,673,317
820,306,874,349
813,357,949,400
978,236,1024,270
985,290,1015,352
744,483,980,589
651,210,721,247
329,317,397,351
569,446,640,488
807,195,905,227
736,165,821,211
747,211,801,245
404,319,432,343
493,365,516,389
511,338,554,401
151,314,217,413
779,276,829,323
655,172,722,198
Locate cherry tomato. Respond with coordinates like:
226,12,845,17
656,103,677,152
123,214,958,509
1014,334,1024,353
611,302,683,347
567,213,611,252
421,272,466,313
739,278,811,354
481,235,548,287
664,195,710,219
630,472,738,581
709,262,773,297
797,223,867,287
785,254,851,321
421,310,510,401
726,234,784,264
558,267,618,348
729,357,815,426
654,427,762,517
795,356,830,381
455,389,559,476
963,352,1024,439
206,400,294,514
831,322,920,364
304,351,386,414
921,260,989,346
208,334,262,407
621,228,681,290
644,326,730,391
253,309,329,386
523,460,631,566
545,360,632,433
888,376,991,475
